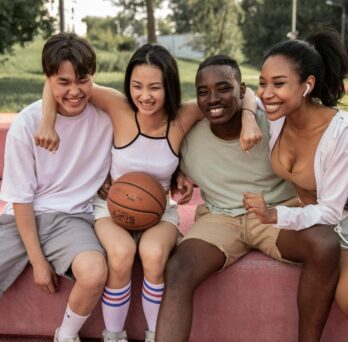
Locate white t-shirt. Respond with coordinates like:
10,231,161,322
1,100,113,215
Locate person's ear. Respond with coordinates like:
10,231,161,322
303,83,310,97
302,75,315,97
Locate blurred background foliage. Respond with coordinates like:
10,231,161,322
0,0,347,111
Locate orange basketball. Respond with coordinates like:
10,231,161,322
107,171,167,231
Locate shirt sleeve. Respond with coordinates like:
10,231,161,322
0,133,37,204
275,130,348,230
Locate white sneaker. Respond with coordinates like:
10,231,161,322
53,328,81,342
102,329,128,342
145,330,155,342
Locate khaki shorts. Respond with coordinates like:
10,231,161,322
181,202,298,270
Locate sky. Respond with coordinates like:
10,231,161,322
63,0,170,35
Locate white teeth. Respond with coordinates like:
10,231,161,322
67,98,82,103
265,104,280,112
210,107,224,114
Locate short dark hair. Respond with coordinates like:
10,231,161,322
124,44,181,121
263,29,348,106
196,55,242,83
42,32,96,78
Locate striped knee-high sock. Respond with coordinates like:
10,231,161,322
101,282,131,333
142,278,164,332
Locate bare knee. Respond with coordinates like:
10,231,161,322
72,251,108,291
140,243,171,279
165,252,196,290
302,226,340,267
107,243,137,278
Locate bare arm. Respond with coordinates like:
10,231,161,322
240,87,262,151
90,83,128,114
35,81,60,151
13,203,58,293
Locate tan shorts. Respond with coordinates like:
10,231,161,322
181,204,290,270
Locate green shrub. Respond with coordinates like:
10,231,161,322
96,49,133,72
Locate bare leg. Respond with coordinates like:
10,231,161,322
155,239,225,342
139,221,178,284
335,250,348,315
69,250,108,315
277,225,340,342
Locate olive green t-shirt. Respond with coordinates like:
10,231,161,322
180,110,296,216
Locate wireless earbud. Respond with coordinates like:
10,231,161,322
303,83,310,97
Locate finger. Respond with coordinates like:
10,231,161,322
43,139,51,150
47,281,56,293
34,136,40,146
48,142,56,152
40,285,50,294
243,192,263,198
176,178,184,190
53,273,59,289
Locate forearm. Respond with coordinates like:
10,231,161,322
42,80,57,128
242,87,257,115
13,203,46,265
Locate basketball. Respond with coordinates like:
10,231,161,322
107,171,167,231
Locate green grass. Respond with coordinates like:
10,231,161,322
1,37,346,112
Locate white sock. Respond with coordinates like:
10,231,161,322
102,282,131,332
58,304,90,339
142,278,164,332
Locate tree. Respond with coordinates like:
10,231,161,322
111,0,163,43
0,0,55,54
169,0,195,33
190,0,244,60
241,0,342,66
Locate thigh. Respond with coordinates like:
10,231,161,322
0,215,28,293
277,224,338,263
246,215,282,261
336,250,348,308
138,220,178,259
95,216,136,255
168,238,226,285
38,213,104,278
181,206,248,269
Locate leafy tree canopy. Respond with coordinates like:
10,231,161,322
241,0,344,66
0,0,55,54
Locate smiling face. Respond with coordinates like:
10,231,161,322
196,64,245,126
258,55,310,121
48,60,93,117
130,64,166,117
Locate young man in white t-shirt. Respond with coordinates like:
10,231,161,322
0,33,113,342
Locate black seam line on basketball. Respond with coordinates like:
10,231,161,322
113,181,166,210
108,198,161,216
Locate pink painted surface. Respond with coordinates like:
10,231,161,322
1,189,348,340
0,118,347,340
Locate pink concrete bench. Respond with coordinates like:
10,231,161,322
1,115,348,341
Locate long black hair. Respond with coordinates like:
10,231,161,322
263,29,348,106
124,44,181,121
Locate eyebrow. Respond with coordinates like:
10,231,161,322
131,80,162,86
57,76,70,82
197,80,232,89
260,75,288,80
